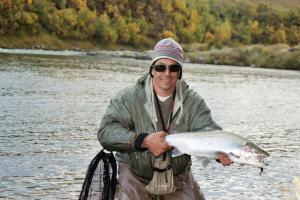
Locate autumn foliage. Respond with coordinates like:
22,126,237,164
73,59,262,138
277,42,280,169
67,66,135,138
0,0,299,48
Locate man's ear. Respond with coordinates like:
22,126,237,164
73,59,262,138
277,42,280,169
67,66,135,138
178,68,182,79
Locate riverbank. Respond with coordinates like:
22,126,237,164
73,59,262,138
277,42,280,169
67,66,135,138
186,44,300,70
0,34,299,70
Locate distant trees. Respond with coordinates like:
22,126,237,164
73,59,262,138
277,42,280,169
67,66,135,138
0,0,299,48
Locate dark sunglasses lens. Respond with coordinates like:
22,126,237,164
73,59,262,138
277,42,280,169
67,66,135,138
153,64,180,73
154,64,166,72
169,65,180,72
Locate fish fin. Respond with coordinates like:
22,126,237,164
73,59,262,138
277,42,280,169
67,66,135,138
171,147,184,157
193,157,211,168
201,158,211,168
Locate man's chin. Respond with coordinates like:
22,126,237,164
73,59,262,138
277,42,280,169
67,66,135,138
161,86,175,92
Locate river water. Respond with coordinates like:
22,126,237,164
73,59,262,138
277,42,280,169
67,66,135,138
0,50,299,200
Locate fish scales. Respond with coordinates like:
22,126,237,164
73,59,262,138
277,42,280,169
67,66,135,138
166,130,270,168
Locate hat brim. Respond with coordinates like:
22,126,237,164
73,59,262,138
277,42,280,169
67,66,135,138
149,55,183,67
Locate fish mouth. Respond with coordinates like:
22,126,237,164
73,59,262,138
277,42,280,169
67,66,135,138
252,155,270,169
259,158,271,175
262,156,271,166
254,154,270,167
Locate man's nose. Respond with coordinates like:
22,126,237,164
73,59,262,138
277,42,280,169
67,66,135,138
163,67,171,75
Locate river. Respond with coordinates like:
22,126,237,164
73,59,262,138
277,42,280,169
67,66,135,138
0,50,299,199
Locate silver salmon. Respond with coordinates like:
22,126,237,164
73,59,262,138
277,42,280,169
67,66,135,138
165,130,270,168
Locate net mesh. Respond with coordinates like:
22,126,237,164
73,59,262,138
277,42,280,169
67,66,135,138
79,150,117,200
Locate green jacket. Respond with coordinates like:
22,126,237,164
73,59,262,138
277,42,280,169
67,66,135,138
98,74,221,180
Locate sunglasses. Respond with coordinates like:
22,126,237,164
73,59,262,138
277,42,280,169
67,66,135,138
152,64,181,73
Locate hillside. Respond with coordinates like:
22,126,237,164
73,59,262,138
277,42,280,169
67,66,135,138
216,0,300,9
0,0,299,49
247,0,300,8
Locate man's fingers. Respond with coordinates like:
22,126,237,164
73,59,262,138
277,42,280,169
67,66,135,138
141,131,172,156
218,153,233,166
158,131,168,138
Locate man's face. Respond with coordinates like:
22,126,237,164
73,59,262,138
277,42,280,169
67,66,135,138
152,58,180,95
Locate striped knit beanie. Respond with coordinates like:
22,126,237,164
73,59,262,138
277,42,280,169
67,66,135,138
149,38,184,79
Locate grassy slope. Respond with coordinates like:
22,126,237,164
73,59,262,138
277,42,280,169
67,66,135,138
216,0,300,9
186,44,300,70
247,0,300,8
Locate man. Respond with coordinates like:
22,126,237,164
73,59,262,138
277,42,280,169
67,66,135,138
98,38,232,200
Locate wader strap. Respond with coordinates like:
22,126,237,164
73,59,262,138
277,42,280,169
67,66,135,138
152,164,172,172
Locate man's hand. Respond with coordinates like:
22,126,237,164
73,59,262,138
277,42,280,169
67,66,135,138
141,131,171,156
217,153,233,166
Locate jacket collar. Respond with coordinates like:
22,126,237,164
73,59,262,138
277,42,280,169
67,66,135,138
140,74,189,128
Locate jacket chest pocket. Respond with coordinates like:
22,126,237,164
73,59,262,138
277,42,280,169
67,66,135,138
171,123,189,133
171,113,189,133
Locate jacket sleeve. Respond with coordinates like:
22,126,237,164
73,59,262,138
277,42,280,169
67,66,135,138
97,94,138,152
188,92,222,131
